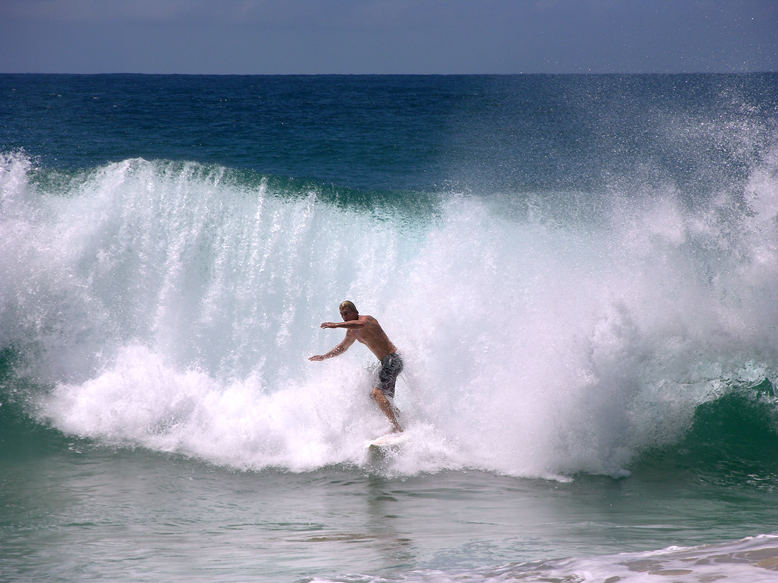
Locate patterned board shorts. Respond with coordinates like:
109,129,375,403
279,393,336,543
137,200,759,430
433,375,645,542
376,353,403,398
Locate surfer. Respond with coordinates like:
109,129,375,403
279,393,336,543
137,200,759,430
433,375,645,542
309,301,404,432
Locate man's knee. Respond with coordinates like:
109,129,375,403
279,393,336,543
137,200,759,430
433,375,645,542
373,387,394,404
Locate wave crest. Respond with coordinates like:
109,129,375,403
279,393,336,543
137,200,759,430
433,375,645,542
1,152,776,477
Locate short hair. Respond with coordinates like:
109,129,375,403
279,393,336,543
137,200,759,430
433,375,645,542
339,300,357,313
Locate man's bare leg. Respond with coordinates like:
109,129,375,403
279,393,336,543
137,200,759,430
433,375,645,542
372,387,403,432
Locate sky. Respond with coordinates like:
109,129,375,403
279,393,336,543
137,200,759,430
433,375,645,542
1,0,776,74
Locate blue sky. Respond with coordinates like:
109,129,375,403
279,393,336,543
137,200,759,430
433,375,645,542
1,0,776,74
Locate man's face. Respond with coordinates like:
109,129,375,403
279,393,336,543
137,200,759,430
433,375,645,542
340,308,358,321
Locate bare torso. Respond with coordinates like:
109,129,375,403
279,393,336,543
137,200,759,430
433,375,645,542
347,315,397,360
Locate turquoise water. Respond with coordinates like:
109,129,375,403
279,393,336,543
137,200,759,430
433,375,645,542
1,74,778,581
3,438,778,581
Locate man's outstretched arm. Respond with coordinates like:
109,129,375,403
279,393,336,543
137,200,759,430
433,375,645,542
309,334,356,361
320,316,368,330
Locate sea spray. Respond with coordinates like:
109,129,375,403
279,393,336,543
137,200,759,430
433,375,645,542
1,150,776,478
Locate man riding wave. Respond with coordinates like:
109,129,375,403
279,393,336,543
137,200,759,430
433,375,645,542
309,301,404,432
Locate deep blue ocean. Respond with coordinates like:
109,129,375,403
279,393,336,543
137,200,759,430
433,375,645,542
2,73,778,582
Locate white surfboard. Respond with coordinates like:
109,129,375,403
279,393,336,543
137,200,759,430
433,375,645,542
367,432,409,449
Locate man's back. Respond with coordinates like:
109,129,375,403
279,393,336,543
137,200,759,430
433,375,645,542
348,315,398,361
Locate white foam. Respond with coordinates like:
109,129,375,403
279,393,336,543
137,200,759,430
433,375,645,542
1,153,776,476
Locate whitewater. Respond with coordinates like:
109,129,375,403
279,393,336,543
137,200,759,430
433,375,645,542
2,144,776,479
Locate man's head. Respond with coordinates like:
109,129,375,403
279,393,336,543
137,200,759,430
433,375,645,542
339,300,358,321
